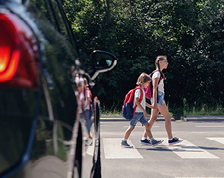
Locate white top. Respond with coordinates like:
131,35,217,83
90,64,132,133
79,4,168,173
133,88,145,113
84,89,90,110
151,71,164,93
79,92,84,114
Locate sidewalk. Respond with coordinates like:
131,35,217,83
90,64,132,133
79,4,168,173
100,115,224,122
182,115,224,121
100,116,175,122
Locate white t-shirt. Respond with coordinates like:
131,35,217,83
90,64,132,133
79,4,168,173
79,92,84,114
151,71,164,93
133,88,145,113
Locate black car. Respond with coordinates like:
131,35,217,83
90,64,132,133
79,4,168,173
0,0,116,178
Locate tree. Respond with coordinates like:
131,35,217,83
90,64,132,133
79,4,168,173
63,0,224,116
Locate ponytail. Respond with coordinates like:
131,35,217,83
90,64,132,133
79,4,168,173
155,56,166,80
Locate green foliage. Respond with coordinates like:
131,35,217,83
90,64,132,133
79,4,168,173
63,0,224,114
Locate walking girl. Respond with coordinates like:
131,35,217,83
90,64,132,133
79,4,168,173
83,78,93,140
142,56,182,145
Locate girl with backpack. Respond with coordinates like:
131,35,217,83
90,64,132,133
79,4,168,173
84,78,93,140
141,56,182,145
121,73,163,148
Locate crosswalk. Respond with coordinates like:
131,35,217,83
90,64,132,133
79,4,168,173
159,138,219,159
103,138,143,159
102,137,224,159
206,137,224,144
175,177,224,178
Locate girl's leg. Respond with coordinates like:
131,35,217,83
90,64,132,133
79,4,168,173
158,103,173,139
144,123,163,146
124,126,135,140
148,108,160,129
142,108,159,138
144,123,153,139
85,110,92,139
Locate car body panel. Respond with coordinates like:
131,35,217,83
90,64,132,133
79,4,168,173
0,0,116,178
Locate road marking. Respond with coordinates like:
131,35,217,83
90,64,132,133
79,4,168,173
103,138,143,159
175,177,224,178
160,138,219,159
124,126,160,128
83,137,94,156
195,126,224,127
86,144,94,156
206,137,224,144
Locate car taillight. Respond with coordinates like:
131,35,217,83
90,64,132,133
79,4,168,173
0,11,39,90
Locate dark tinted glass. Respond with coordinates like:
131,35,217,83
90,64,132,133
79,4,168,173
30,0,54,25
93,52,116,69
29,0,77,48
0,89,37,174
50,0,68,38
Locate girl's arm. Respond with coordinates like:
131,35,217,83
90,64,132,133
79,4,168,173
152,77,160,109
135,97,148,118
146,102,153,109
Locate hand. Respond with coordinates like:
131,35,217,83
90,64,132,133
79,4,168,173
143,111,148,118
148,104,156,109
152,103,157,109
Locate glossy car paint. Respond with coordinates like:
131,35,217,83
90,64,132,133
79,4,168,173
0,0,116,178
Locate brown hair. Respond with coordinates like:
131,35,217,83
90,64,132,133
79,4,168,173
84,78,89,87
136,73,151,86
155,55,166,80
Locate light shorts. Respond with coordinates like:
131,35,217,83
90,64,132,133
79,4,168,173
130,112,148,126
150,91,165,106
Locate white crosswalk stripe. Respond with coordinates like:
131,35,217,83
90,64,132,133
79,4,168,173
159,138,219,159
195,126,224,127
175,177,224,178
103,138,143,159
124,125,160,128
206,137,224,144
102,137,223,159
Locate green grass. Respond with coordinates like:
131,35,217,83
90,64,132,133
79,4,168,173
184,105,224,117
101,107,122,116
100,104,224,117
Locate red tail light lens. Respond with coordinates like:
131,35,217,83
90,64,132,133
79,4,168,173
0,12,39,90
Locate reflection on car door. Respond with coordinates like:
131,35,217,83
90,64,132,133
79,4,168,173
27,0,80,177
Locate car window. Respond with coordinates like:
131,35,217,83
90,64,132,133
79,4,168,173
50,0,78,49
29,0,76,47
48,0,68,38
29,0,54,25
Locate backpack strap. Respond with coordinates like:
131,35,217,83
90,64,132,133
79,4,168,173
151,70,162,81
150,70,163,99
86,88,92,103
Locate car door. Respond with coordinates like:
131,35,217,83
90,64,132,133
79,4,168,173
0,0,117,177
26,0,81,177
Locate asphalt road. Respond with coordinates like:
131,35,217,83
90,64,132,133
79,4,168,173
100,116,224,178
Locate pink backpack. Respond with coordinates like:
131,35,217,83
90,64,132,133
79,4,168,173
144,70,162,99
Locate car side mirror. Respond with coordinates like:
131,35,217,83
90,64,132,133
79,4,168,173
90,50,117,80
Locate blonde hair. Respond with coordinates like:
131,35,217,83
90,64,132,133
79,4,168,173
136,73,151,86
155,55,166,80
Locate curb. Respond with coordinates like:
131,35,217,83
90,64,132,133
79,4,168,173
100,116,175,122
182,116,224,122
100,116,224,122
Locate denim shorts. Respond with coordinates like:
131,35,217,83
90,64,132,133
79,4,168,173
150,91,165,106
130,112,148,126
